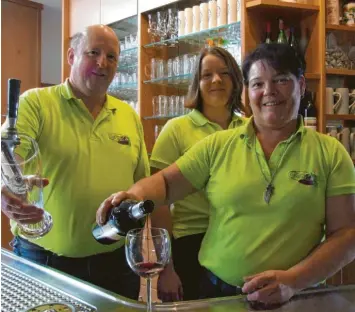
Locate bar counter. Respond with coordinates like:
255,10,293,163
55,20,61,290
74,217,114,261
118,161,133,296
1,248,354,311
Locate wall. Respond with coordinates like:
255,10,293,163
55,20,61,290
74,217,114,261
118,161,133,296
37,0,62,84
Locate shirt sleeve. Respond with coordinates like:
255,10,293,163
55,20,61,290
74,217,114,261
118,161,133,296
150,120,181,170
326,139,355,197
17,90,43,140
175,134,213,191
133,112,150,182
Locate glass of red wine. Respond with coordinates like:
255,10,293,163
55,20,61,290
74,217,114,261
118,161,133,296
125,227,170,311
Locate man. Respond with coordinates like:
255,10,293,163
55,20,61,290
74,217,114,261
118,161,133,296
1,25,149,300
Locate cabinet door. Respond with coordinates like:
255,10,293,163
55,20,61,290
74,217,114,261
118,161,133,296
69,0,100,36
101,0,137,25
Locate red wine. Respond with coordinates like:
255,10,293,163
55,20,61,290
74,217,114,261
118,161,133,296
133,262,165,278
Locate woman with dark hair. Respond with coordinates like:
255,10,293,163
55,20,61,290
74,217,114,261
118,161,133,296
97,43,355,304
148,47,246,302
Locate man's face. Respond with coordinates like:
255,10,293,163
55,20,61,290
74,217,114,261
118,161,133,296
68,26,119,97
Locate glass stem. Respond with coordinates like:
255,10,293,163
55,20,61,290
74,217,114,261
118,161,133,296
147,277,152,312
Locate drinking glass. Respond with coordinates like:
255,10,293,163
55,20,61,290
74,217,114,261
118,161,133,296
1,133,53,239
126,227,170,312
148,14,158,43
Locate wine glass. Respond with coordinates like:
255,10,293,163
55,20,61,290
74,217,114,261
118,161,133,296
125,227,171,312
147,14,158,43
1,132,53,239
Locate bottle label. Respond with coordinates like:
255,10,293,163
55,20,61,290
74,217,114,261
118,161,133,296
92,220,123,244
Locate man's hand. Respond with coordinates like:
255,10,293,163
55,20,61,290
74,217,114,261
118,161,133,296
242,270,298,304
157,263,183,302
96,191,142,225
1,178,49,224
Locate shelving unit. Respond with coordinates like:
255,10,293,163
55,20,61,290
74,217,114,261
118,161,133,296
326,68,355,76
326,24,355,32
139,2,242,151
246,0,319,12
326,114,355,121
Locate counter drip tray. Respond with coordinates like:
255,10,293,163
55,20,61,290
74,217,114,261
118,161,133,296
1,264,96,312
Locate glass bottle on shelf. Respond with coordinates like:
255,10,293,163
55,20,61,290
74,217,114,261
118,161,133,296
265,22,272,44
288,26,299,51
277,18,288,44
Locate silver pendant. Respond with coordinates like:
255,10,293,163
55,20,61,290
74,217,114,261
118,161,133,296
264,184,274,204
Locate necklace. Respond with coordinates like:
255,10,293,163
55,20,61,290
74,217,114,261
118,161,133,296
254,134,293,204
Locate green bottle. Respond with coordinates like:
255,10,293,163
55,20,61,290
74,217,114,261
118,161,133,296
277,18,288,44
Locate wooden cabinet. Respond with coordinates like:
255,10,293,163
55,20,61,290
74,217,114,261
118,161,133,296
1,0,43,249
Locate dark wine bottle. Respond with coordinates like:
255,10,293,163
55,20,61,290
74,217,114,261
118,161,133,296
288,26,299,51
92,199,154,245
265,22,272,44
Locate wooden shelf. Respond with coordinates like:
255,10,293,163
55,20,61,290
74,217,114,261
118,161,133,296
326,68,355,76
326,24,355,32
305,73,320,79
246,0,319,11
325,114,355,121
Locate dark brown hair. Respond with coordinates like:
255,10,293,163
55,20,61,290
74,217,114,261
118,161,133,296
242,43,306,86
185,47,244,114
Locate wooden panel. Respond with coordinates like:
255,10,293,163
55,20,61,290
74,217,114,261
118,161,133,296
328,261,355,285
69,0,100,36
1,0,42,249
101,0,137,25
62,0,70,82
1,0,42,108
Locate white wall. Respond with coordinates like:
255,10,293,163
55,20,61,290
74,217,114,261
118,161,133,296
37,1,62,84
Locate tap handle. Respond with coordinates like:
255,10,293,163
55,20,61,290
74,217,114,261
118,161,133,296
7,79,21,120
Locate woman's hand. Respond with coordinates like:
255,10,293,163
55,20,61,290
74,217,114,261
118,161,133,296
157,263,183,302
96,191,142,225
242,270,298,304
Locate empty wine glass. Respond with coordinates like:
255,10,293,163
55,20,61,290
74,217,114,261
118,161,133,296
126,227,170,312
1,132,53,239
147,14,158,43
156,11,168,41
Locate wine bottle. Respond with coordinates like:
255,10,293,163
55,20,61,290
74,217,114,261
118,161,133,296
277,18,288,44
92,199,155,244
288,26,299,51
265,22,272,44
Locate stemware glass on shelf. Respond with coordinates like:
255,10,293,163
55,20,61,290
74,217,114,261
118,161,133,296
125,227,171,312
1,132,53,239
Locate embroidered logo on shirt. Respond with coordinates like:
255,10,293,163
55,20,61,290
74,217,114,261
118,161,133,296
108,133,131,146
289,171,317,186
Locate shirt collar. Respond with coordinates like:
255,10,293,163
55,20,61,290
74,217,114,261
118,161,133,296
60,79,76,100
60,79,117,114
240,115,306,145
188,109,245,128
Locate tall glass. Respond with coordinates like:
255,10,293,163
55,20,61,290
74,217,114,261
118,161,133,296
125,227,170,312
1,133,53,239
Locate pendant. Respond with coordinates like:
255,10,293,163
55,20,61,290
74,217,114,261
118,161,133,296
264,184,274,204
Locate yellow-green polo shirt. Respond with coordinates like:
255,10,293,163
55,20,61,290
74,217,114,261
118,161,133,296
12,80,149,257
150,109,245,239
176,117,355,286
